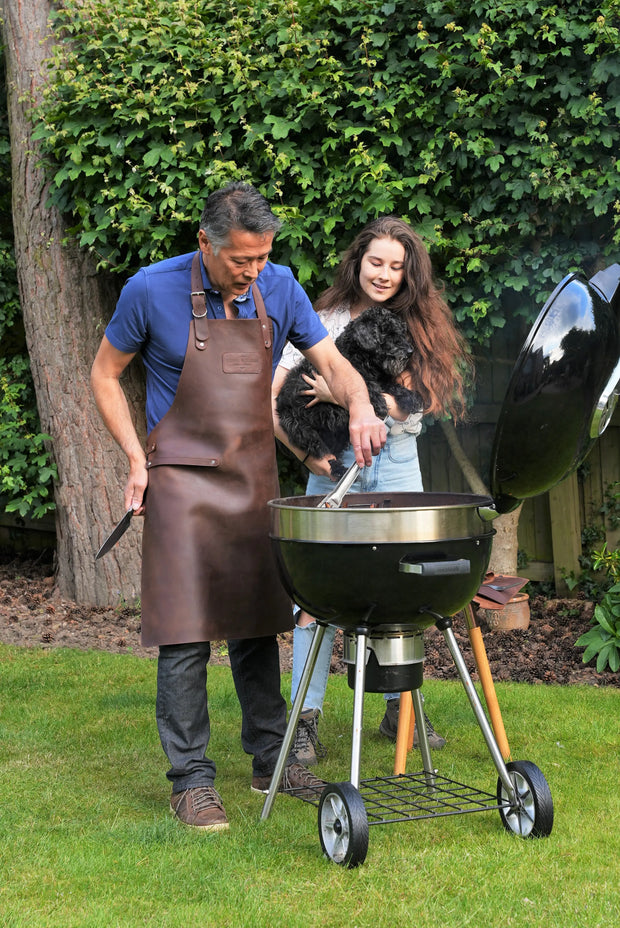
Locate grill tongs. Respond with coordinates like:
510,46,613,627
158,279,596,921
317,461,361,509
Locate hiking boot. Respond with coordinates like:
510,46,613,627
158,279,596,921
378,697,400,740
378,697,447,750
170,786,229,831
292,708,327,767
251,762,326,799
414,713,447,750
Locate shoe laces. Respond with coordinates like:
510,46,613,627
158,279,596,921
188,786,223,813
295,714,327,758
283,762,325,791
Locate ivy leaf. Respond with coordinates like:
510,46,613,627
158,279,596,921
486,154,505,171
67,144,83,165
264,116,298,140
142,144,172,167
29,0,620,343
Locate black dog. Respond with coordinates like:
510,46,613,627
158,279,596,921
276,304,423,477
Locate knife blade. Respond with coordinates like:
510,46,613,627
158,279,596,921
95,508,134,560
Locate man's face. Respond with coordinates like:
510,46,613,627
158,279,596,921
198,228,274,298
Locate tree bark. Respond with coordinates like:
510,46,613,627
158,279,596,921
440,419,521,576
486,506,521,577
1,0,145,605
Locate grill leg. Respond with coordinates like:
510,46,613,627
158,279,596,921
393,690,413,775
439,620,517,799
464,602,511,760
411,687,437,787
261,621,328,820
349,631,368,789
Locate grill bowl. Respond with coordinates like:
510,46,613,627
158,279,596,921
269,492,495,631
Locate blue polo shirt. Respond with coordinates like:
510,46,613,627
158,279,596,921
106,251,327,431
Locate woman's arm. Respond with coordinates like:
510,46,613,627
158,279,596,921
271,364,337,477
302,337,386,467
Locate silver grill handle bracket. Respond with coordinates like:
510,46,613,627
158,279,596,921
399,557,471,576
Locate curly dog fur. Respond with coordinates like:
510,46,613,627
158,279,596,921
276,305,423,477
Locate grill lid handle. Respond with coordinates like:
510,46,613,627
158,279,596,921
399,557,471,576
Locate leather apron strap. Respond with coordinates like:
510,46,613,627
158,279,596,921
140,252,291,646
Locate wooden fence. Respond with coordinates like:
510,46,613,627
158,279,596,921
417,323,620,594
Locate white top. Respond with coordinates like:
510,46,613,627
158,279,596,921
279,304,424,435
279,304,352,370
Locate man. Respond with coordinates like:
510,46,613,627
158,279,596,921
91,182,386,832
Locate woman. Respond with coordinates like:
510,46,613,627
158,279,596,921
272,216,471,764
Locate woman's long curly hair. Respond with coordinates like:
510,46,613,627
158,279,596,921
314,216,472,420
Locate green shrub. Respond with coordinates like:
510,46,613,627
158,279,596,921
32,0,620,341
0,355,58,519
576,544,620,672
566,482,620,597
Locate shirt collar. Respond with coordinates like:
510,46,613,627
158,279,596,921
199,260,253,314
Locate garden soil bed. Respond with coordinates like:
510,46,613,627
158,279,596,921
1,552,618,688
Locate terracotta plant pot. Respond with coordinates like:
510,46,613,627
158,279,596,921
479,592,531,631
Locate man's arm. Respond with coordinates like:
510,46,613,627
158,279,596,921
90,335,148,513
302,336,386,467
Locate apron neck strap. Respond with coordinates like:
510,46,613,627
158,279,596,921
190,252,272,350
190,252,209,349
251,282,272,348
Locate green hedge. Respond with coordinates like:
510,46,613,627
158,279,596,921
32,0,620,341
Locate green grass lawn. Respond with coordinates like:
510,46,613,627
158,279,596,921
1,644,619,927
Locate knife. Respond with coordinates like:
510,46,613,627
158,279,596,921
95,508,134,560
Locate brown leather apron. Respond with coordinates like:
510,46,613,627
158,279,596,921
140,252,292,646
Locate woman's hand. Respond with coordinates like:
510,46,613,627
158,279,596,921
382,392,411,421
305,453,339,478
300,372,335,408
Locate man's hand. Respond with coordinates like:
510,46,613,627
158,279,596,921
124,462,148,515
347,401,387,468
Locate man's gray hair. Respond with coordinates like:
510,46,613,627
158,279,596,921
199,182,281,253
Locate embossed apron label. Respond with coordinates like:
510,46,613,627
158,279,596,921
222,352,261,374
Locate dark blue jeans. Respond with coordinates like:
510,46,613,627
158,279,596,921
156,636,290,793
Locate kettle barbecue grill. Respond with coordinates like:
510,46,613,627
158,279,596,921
261,265,620,866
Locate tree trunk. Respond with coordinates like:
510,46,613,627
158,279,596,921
440,420,521,576
486,506,521,576
1,0,145,605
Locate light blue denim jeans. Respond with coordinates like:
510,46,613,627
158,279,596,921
305,428,423,497
291,621,338,712
291,429,423,710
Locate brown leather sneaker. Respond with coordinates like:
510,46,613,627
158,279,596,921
170,786,229,831
251,762,326,800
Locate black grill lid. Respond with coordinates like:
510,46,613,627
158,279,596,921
489,264,620,514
